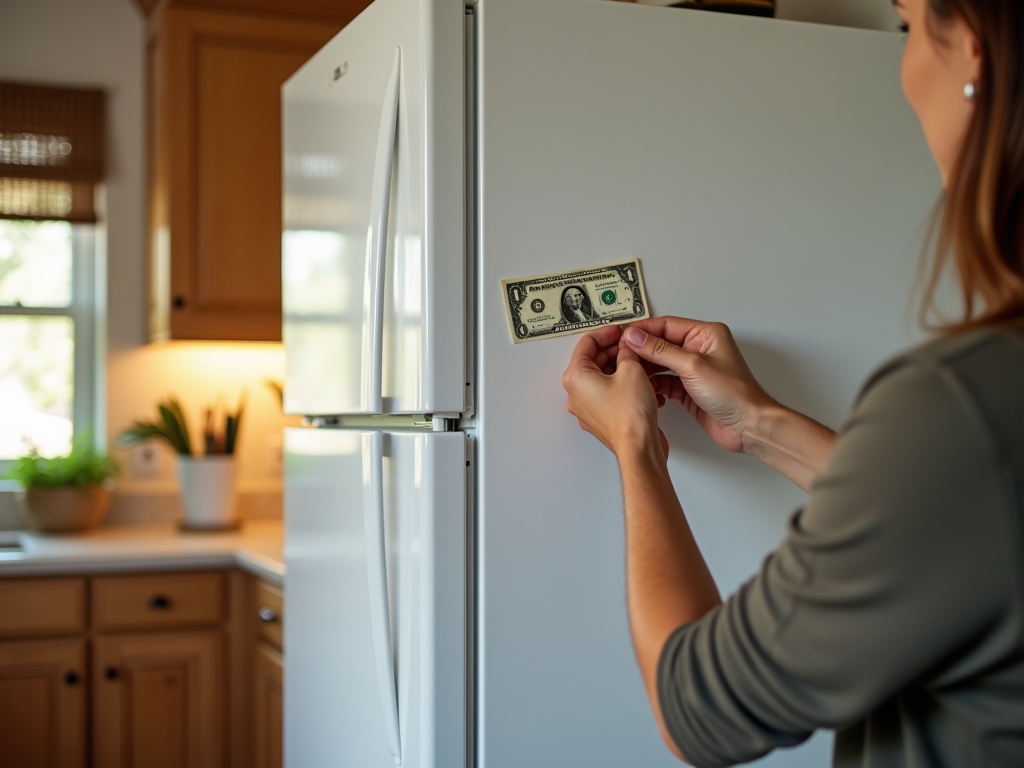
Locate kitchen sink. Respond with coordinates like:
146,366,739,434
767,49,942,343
0,532,26,556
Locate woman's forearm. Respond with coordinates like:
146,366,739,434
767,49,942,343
743,404,837,493
618,438,722,760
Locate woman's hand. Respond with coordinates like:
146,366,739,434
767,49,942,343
562,325,668,461
620,317,775,454
621,316,838,491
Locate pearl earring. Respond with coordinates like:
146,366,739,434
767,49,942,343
964,80,978,102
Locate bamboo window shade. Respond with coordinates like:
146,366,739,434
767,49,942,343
0,81,106,223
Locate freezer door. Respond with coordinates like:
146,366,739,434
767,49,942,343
475,2,939,768
282,0,465,417
284,427,466,768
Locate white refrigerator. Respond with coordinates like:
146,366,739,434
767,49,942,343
281,0,940,766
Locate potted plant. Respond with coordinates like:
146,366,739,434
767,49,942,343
5,434,119,533
118,394,246,531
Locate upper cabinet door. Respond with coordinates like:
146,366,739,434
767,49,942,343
147,6,341,341
282,0,465,416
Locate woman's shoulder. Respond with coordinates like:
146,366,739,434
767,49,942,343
861,325,1024,401
855,325,1024,459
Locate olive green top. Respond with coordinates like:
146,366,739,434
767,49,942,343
657,327,1024,768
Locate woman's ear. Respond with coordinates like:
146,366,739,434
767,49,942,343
962,23,982,83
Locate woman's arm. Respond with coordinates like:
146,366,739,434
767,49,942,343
562,326,721,760
737,403,837,493
617,436,721,762
562,319,835,759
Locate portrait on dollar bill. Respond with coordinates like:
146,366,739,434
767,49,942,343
556,285,597,326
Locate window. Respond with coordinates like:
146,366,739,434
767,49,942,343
0,82,105,464
0,220,96,459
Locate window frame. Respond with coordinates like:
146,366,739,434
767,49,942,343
0,222,99,475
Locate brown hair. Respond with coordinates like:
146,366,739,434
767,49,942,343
920,0,1024,332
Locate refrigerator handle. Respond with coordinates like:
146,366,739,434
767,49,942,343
361,47,402,414
362,432,402,764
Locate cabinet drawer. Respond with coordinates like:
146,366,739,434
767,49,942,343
253,580,283,651
0,578,86,638
93,572,224,631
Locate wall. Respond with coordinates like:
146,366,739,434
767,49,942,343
0,0,899,525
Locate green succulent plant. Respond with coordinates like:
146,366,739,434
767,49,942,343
5,432,119,488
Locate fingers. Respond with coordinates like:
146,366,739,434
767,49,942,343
639,359,670,378
586,323,623,351
650,374,686,404
621,326,697,375
568,332,602,366
627,316,734,355
616,344,641,365
626,316,707,347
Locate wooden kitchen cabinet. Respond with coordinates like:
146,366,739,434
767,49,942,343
250,578,284,768
253,642,284,768
93,631,223,768
143,2,347,341
0,638,87,768
0,569,269,768
0,577,86,638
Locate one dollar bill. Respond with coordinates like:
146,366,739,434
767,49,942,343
501,259,650,343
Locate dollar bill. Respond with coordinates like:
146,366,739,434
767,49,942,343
501,259,650,343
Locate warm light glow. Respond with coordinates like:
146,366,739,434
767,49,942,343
107,341,298,494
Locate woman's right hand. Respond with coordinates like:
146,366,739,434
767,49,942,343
620,317,776,455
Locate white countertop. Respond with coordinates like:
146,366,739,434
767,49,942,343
0,519,284,587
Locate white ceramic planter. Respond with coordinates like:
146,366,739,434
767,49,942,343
175,456,238,530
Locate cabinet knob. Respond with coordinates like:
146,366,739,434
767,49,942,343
172,296,186,309
64,670,79,686
149,594,171,610
104,666,119,681
258,606,278,623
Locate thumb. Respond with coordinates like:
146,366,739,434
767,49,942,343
616,343,641,366
622,326,691,372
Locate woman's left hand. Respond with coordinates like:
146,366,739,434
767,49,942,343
562,325,668,461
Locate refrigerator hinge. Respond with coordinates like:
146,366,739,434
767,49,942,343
431,415,460,432
302,414,453,431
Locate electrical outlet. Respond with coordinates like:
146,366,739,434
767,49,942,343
131,443,161,478
266,434,283,477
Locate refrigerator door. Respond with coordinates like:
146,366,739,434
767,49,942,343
285,427,466,768
282,0,465,417
475,1,940,767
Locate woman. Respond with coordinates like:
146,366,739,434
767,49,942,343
561,0,1024,765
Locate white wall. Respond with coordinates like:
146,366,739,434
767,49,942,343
0,0,899,524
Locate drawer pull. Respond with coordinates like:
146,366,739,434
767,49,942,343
148,594,171,610
64,670,79,686
104,666,119,681
258,606,278,623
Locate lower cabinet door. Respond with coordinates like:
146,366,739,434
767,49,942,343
93,630,222,768
253,642,283,768
0,638,86,768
